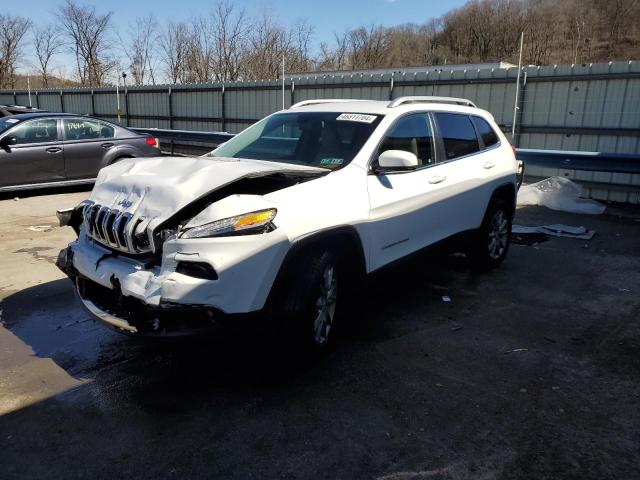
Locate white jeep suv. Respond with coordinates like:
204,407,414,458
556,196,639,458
57,96,518,345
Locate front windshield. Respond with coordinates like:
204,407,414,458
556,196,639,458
0,117,22,135
210,112,383,169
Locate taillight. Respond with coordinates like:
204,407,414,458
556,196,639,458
145,137,159,147
511,145,517,157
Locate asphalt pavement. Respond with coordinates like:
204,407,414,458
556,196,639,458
1,188,639,479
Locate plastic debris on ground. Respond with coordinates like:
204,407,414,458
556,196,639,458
27,225,53,232
517,176,606,215
511,231,549,246
512,224,596,240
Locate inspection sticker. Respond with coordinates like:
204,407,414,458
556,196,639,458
336,113,377,123
320,158,344,166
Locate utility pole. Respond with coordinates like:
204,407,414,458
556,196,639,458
27,76,32,107
511,31,524,141
282,54,285,110
116,77,121,124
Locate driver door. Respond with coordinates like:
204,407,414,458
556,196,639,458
366,113,454,271
0,118,65,188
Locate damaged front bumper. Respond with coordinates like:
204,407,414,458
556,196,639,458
57,229,290,336
57,246,217,336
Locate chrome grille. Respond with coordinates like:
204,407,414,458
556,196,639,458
82,203,150,254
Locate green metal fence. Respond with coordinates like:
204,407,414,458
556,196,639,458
2,60,639,154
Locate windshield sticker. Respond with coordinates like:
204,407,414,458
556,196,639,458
336,113,377,123
5,118,19,123
319,158,344,166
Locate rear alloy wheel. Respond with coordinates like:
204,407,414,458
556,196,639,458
487,209,510,260
468,198,512,270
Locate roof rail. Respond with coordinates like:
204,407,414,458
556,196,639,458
388,96,477,108
289,99,370,109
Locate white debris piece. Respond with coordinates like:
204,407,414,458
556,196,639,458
517,176,606,215
28,225,52,232
512,224,596,240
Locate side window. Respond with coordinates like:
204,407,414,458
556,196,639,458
9,119,59,145
378,113,434,166
434,113,480,160
472,116,499,148
64,119,115,141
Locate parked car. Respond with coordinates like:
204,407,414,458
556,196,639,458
0,113,160,192
0,104,46,117
57,96,518,347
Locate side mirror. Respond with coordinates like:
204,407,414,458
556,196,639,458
0,136,17,148
376,150,419,172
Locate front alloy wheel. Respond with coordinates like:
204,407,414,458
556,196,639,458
279,248,342,350
313,265,338,345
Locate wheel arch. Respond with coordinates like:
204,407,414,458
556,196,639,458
103,146,140,167
266,225,367,307
489,182,517,215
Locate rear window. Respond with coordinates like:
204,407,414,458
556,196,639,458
472,116,499,148
434,112,480,160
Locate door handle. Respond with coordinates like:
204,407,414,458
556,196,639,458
428,175,446,184
45,147,61,154
101,142,114,149
483,161,495,169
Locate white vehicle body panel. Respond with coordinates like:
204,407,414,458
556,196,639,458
60,98,518,328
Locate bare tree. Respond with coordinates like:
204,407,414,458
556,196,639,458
348,25,389,69
595,0,639,44
210,1,248,82
0,14,31,88
32,24,63,88
159,21,190,84
286,19,314,73
121,14,158,85
185,16,216,83
58,0,115,86
243,12,291,80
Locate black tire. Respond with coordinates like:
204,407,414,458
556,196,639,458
468,198,513,271
278,248,342,351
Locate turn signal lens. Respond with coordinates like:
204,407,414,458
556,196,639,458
234,210,276,229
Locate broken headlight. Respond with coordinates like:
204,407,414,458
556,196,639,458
180,208,277,239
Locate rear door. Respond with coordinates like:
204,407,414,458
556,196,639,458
62,117,117,180
0,118,65,188
430,112,488,235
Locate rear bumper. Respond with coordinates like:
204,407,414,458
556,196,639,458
516,160,525,190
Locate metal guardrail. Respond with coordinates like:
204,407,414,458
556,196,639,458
515,149,640,174
132,128,235,144
133,127,639,174
132,128,234,155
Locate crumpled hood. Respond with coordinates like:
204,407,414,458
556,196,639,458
88,156,326,223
